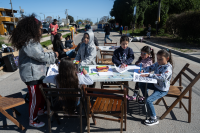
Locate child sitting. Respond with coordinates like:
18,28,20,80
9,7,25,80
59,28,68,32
53,33,69,59
74,30,96,66
112,35,134,67
43,57,93,114
138,49,173,126
65,35,73,49
127,46,155,100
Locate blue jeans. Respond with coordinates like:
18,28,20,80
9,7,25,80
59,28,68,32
138,83,168,118
66,49,76,58
104,35,112,43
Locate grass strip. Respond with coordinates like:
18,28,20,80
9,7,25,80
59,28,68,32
40,33,71,48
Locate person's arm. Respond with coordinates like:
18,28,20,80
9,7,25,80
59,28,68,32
43,75,57,84
78,73,94,85
80,46,96,66
143,62,158,72
24,42,55,64
75,44,82,61
149,66,172,87
112,50,121,66
94,36,99,46
124,48,134,65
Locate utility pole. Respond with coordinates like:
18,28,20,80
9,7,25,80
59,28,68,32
156,0,161,34
10,0,15,27
65,9,69,26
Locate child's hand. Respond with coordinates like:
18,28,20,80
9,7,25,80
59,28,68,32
138,70,144,73
140,74,149,77
82,68,87,75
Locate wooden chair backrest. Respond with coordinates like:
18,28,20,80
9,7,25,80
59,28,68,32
83,86,126,100
171,63,200,98
97,50,114,65
104,42,117,46
40,85,82,103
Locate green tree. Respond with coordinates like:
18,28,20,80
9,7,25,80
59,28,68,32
68,15,74,23
76,19,83,25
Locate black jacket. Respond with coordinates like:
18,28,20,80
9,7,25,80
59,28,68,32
104,26,111,35
112,46,134,66
53,41,65,59
65,40,73,48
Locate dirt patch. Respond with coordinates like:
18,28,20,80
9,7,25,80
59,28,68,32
143,36,200,53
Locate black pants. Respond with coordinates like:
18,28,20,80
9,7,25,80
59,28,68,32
120,30,122,35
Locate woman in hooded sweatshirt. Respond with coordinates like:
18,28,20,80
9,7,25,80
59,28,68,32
75,30,97,66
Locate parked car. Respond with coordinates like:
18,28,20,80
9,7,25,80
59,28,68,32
42,22,49,33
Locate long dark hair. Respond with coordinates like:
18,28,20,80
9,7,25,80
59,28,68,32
157,49,173,68
10,14,42,50
53,33,62,49
55,57,79,114
138,46,155,63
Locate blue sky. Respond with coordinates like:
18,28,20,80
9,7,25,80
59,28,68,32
1,0,114,23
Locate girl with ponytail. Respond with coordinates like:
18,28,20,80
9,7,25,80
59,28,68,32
138,48,173,126
127,46,155,100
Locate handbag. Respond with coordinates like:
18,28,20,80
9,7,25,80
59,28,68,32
51,24,56,32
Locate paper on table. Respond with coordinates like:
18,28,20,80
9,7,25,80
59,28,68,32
114,65,128,73
90,65,113,76
133,72,157,83
127,65,140,70
47,64,58,76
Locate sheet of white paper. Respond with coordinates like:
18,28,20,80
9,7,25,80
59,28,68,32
133,72,157,83
114,65,128,73
47,64,58,76
127,65,140,70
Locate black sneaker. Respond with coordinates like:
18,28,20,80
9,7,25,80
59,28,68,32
144,118,159,126
138,96,145,105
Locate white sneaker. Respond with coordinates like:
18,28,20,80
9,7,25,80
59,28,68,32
29,118,45,128
144,118,159,126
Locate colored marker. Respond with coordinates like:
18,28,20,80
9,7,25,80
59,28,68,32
140,63,142,73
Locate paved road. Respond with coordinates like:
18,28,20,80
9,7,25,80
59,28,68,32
0,26,200,133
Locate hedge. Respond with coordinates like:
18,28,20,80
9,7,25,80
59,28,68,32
166,10,200,41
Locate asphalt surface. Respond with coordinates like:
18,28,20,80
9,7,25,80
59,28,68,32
0,26,200,133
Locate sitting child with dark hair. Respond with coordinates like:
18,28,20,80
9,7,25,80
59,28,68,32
65,35,73,48
112,35,134,67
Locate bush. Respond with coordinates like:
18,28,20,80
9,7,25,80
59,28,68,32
166,10,200,41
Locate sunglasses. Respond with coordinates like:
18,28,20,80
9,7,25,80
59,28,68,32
141,52,147,55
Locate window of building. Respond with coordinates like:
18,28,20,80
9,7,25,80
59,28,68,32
2,11,6,16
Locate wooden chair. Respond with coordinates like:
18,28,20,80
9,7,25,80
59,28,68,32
39,85,87,133
155,63,200,123
83,86,127,133
96,50,114,65
0,92,25,130
104,42,117,46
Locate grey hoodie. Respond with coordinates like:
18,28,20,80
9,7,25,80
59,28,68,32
75,30,96,66
19,40,56,85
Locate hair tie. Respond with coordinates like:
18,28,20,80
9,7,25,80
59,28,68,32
151,48,152,51
34,18,39,24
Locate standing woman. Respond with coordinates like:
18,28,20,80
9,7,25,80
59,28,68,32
10,14,57,128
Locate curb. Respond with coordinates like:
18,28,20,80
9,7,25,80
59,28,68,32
144,40,200,63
